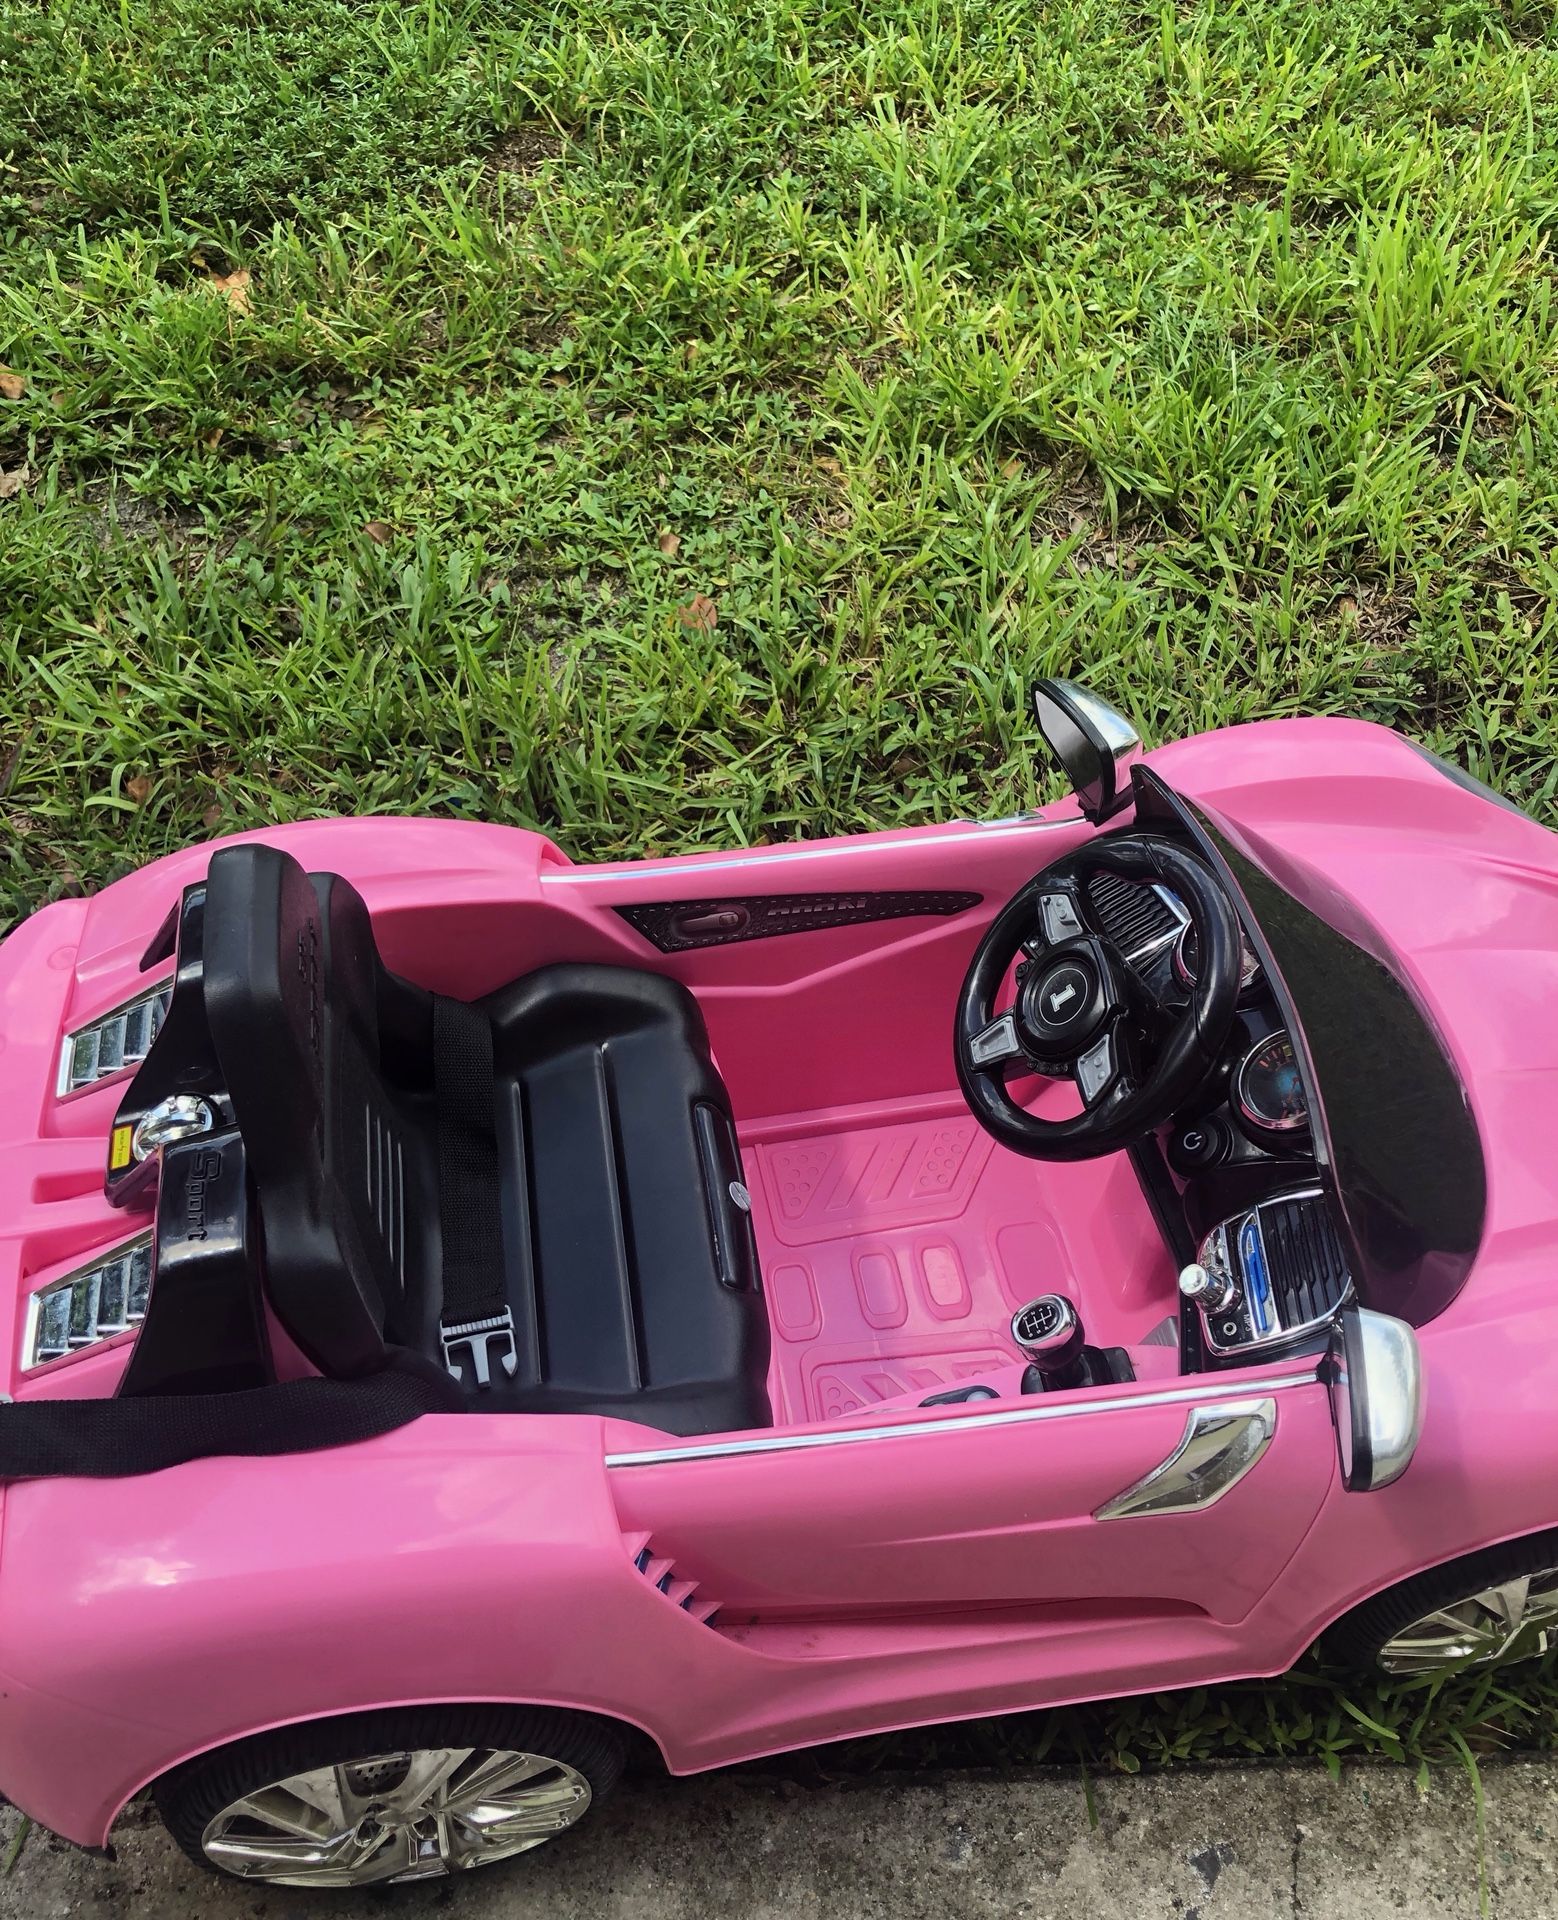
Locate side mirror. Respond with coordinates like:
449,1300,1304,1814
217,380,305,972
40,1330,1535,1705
1327,1305,1423,1492
1032,679,1142,823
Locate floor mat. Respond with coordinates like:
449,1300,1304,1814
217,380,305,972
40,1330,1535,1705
744,1096,1170,1425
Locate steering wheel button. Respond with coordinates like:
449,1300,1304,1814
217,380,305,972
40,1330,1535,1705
1075,1033,1115,1103
1038,891,1085,944
969,1012,1021,1068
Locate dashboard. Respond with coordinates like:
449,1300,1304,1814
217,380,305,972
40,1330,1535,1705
1083,867,1353,1368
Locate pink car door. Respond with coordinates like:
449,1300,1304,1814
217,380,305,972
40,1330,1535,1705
609,1368,1336,1641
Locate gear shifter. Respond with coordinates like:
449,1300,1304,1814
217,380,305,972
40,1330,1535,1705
1010,1294,1090,1391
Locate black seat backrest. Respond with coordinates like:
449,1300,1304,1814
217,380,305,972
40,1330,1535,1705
202,844,435,1377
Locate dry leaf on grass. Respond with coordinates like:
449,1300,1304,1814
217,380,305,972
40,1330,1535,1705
678,593,718,631
657,527,682,557
125,774,153,806
207,268,251,312
0,368,24,401
0,465,30,500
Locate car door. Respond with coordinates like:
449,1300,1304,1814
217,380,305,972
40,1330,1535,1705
607,1367,1335,1649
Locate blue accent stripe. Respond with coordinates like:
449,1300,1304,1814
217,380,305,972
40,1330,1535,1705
1238,1215,1276,1336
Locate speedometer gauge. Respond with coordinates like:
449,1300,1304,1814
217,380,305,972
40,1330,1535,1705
1234,1030,1309,1135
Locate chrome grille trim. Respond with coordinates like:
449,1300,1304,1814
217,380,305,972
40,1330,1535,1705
56,981,173,1097
23,1233,154,1368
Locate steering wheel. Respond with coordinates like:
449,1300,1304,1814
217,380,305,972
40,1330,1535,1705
954,834,1243,1161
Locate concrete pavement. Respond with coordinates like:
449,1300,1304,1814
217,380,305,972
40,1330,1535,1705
4,1757,1555,1919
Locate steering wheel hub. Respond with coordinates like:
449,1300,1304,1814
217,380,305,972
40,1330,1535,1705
1019,950,1106,1057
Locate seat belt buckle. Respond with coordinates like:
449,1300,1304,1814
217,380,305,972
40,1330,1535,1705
441,1309,518,1390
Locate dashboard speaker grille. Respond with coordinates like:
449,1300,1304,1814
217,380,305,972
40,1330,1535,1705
1085,872,1185,962
1257,1192,1351,1330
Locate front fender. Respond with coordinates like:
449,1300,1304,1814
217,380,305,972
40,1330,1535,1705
0,1414,730,1846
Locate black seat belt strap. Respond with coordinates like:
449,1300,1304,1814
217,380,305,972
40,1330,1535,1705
0,1370,455,1482
431,994,514,1390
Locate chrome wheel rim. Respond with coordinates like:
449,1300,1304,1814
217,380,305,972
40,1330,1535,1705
200,1745,592,1886
1377,1569,1558,1674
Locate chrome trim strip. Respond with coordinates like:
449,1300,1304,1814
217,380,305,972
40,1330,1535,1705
604,1371,1318,1467
1094,1397,1277,1519
545,819,1075,887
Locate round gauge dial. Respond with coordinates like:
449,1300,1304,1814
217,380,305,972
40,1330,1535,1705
1234,1030,1309,1134
1173,921,1262,994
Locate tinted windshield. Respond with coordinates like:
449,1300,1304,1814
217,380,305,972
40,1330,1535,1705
1138,770,1487,1327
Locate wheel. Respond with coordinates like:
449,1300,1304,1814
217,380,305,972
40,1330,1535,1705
153,1703,626,1888
1324,1529,1558,1676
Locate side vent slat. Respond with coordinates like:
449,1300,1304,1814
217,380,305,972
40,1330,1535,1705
627,1536,722,1630
25,1235,155,1367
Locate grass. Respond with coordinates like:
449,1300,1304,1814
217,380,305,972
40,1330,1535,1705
774,1656,1558,1782
4,0,1558,929
3,0,1558,1777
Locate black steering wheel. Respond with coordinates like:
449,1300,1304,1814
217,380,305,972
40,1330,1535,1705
954,834,1243,1161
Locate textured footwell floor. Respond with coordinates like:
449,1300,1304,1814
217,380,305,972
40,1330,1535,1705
744,1097,1172,1425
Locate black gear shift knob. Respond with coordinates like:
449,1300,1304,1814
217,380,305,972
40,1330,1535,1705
1011,1294,1088,1388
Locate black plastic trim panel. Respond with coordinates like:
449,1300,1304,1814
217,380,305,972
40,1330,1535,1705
617,890,983,953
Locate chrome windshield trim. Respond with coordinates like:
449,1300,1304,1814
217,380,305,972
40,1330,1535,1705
546,819,1075,887
604,1370,1319,1467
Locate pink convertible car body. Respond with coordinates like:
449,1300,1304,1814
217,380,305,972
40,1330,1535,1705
3,686,1558,1888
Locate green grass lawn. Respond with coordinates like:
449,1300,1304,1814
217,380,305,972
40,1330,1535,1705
4,0,1558,1780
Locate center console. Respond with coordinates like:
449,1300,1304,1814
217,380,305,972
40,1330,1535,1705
1180,1186,1351,1360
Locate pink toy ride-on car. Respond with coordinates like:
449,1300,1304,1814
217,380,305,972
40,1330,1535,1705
3,683,1557,1890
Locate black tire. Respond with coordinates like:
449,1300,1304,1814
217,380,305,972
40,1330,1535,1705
1323,1527,1558,1674
154,1702,627,1887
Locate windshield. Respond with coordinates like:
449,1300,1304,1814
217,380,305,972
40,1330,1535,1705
1137,769,1487,1328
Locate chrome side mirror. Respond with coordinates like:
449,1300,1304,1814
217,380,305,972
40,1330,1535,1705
1031,679,1142,823
1327,1305,1423,1491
